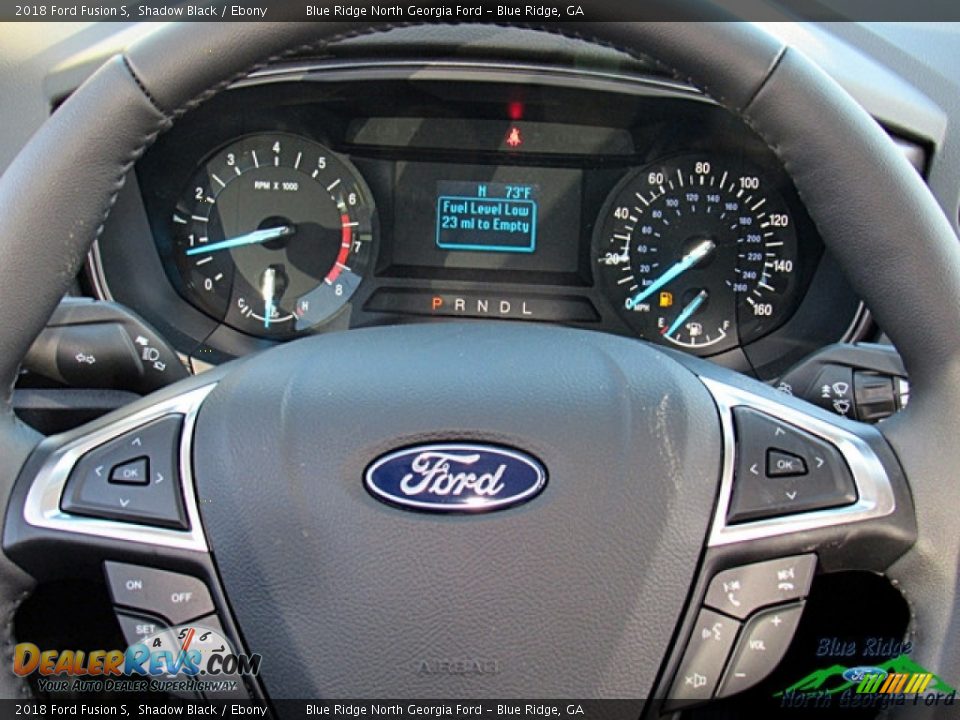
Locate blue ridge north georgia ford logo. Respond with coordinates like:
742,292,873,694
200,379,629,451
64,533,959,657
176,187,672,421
365,444,547,512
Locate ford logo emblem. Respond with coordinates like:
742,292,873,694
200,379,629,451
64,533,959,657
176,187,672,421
842,667,888,683
365,443,547,513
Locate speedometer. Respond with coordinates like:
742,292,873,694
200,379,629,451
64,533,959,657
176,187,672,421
169,133,375,339
593,155,801,354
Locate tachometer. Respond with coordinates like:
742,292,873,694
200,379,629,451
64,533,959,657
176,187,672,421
594,155,800,354
169,133,375,339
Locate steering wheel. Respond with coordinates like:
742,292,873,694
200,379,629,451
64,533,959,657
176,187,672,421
1,20,959,712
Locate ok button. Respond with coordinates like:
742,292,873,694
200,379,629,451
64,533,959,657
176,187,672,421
766,449,808,478
109,457,150,486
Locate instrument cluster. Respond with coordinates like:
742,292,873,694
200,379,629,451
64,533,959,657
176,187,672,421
93,61,865,380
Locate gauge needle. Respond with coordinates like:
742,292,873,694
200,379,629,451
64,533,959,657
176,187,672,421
261,267,276,330
184,225,294,256
625,239,715,310
662,290,708,339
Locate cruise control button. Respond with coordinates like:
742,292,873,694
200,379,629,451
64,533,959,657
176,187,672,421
704,555,816,620
728,408,857,523
665,609,741,709
61,415,187,529
109,457,149,485
115,611,199,700
717,602,805,697
115,610,167,645
105,562,214,624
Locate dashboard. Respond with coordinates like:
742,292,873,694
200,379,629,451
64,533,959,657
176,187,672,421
92,60,871,380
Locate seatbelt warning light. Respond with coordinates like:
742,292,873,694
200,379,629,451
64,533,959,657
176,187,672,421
659,291,673,307
505,127,522,148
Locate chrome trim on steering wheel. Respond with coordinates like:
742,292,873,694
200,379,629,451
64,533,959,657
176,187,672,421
22,384,216,553
701,376,896,547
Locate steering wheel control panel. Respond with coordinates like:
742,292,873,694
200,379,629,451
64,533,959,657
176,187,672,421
60,415,188,529
667,554,816,709
727,408,857,523
104,562,251,700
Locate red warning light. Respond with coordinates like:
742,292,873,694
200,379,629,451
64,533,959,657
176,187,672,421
507,101,524,120
506,127,523,149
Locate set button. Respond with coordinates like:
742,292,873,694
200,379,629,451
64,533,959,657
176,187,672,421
115,611,167,644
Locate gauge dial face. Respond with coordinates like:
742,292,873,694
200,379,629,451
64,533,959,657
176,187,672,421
170,133,375,339
594,156,801,354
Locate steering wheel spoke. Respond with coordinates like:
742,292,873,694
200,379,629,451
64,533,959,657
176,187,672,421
702,375,905,549
17,383,213,552
4,377,258,701
655,368,916,711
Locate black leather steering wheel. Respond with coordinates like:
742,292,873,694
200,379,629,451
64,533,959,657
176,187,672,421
1,20,959,713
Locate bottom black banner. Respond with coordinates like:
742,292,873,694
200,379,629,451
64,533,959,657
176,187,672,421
0,700,648,720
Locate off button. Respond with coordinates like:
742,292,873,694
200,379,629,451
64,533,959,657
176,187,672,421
104,561,214,624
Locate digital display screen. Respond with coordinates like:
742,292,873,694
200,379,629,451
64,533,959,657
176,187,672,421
436,181,538,254
390,162,582,279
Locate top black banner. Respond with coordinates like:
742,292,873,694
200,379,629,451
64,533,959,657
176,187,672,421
5,0,960,22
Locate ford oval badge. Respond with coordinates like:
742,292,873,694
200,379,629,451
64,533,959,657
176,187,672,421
365,443,547,513
842,667,888,683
